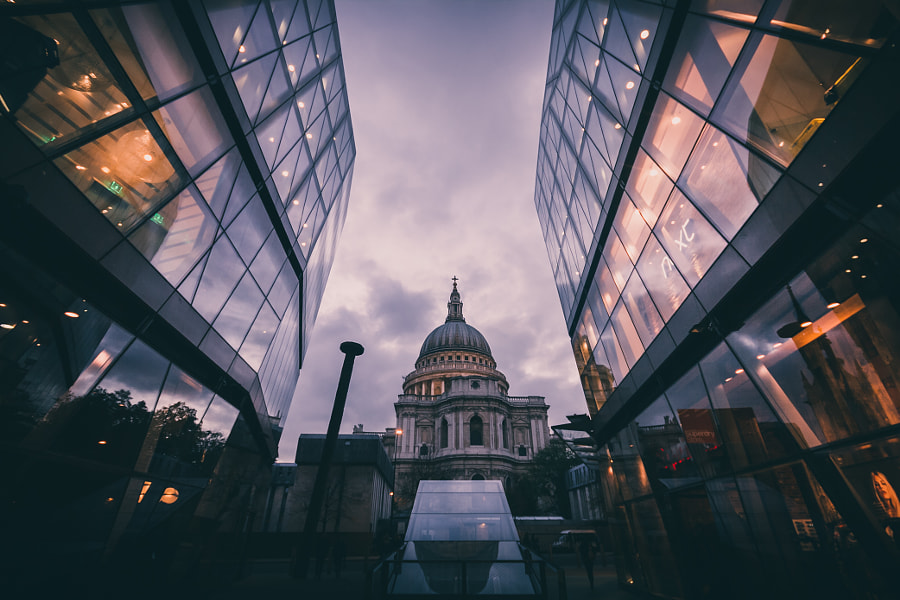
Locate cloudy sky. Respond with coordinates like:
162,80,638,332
277,0,586,462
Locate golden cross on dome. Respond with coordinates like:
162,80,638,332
452,275,458,287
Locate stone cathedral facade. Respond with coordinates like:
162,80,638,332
390,280,551,509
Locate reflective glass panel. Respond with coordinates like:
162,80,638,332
129,185,219,287
642,93,705,181
213,271,264,349
679,124,777,240
92,3,203,102
621,273,664,346
770,0,897,48
154,87,229,176
699,343,797,470
635,234,690,321
663,15,749,115
609,428,651,501
656,188,727,286
665,367,729,479
713,33,862,166
6,14,130,148
611,299,645,366
55,120,182,232
635,395,701,490
626,149,674,230
192,236,244,322
614,194,652,263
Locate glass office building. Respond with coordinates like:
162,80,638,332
0,0,353,592
535,1,900,598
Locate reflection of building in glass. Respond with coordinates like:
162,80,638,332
388,281,551,511
535,1,900,598
0,0,354,594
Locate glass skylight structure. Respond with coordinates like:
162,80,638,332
535,1,900,598
0,0,353,593
385,480,540,596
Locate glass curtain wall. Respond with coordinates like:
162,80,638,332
537,1,900,598
0,0,354,593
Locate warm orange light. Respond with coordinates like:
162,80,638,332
97,440,107,445
640,29,650,40
827,302,840,309
734,369,744,375
800,321,813,328
395,429,403,436
160,487,179,504
238,45,246,53
138,481,151,503
625,81,635,90
389,491,394,496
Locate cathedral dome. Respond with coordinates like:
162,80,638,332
417,279,493,361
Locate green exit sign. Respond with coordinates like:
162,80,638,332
151,213,165,226
107,181,123,195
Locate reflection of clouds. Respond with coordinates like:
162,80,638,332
157,367,213,414
95,338,171,408
200,396,240,436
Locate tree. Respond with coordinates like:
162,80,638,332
506,441,579,517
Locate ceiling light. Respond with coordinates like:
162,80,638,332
239,45,246,53
64,311,79,318
827,302,840,309
800,321,812,328
625,81,634,90
101,166,111,174
640,30,650,39
671,116,681,125
860,238,869,243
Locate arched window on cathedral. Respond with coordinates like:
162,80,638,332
502,419,509,449
470,415,483,446
472,473,484,481
420,443,429,456
518,444,527,456
440,418,448,449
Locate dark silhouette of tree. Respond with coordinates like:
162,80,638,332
146,401,226,475
48,387,152,466
507,441,579,517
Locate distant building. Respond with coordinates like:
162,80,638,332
389,280,551,510
566,463,603,521
256,434,393,554
0,0,354,592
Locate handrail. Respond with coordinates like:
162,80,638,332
366,544,566,599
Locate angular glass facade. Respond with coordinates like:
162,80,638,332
536,1,900,598
0,0,353,593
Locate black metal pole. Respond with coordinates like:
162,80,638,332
292,341,364,578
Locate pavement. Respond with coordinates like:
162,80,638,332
188,553,646,600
